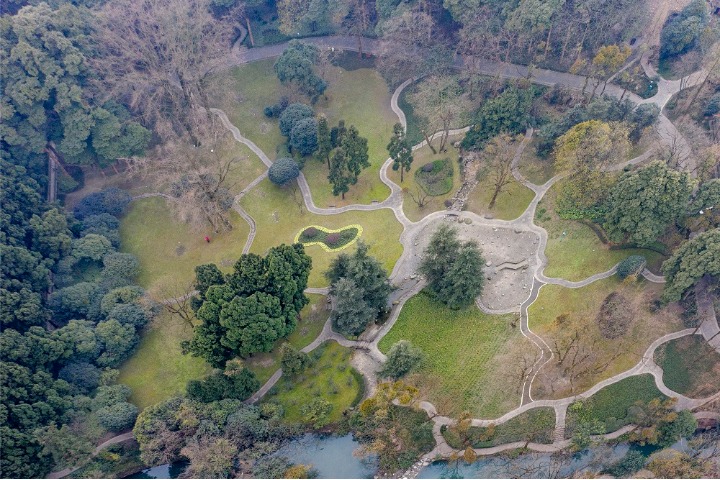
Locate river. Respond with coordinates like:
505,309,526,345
127,433,713,479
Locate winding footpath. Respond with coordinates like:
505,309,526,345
97,36,719,480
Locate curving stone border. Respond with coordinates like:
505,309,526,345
293,224,364,252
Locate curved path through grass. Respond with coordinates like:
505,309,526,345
126,37,717,478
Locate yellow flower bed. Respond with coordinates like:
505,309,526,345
294,224,364,252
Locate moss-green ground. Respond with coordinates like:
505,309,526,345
379,291,531,418
655,335,720,399
263,341,361,425
118,311,211,409
566,374,667,435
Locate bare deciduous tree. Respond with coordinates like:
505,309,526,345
410,75,469,153
92,0,238,140
405,186,429,209
480,134,521,209
132,117,244,232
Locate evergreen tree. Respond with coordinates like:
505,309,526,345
604,161,694,247
387,122,413,182
317,116,332,169
326,241,392,315
419,224,485,309
331,278,375,336
329,149,352,199
662,229,720,302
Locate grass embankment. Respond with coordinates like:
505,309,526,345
211,59,396,207
388,139,462,222
566,374,667,436
378,291,531,418
529,277,683,399
240,178,403,287
656,335,720,398
516,138,555,185
264,341,362,425
537,181,666,281
443,407,556,449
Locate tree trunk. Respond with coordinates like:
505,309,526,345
357,34,363,57
422,129,437,154
544,23,553,58
400,166,404,183
488,186,501,209
600,79,608,95
341,191,345,200
246,17,255,47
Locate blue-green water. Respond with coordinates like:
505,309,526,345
273,433,377,479
125,434,374,479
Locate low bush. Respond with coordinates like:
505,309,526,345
325,233,341,246
303,227,319,238
415,159,454,196
617,255,647,279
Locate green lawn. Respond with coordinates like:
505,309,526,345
655,335,720,398
566,374,667,435
388,138,462,222
378,291,527,418
119,197,251,296
443,407,556,448
240,177,403,287
537,182,665,281
244,293,330,383
264,341,362,425
529,278,684,399
211,60,397,207
118,311,212,410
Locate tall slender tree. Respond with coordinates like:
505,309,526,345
387,123,413,182
317,116,333,169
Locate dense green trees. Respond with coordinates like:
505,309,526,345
462,85,535,150
604,162,695,247
1,3,149,175
0,162,149,477
419,224,485,309
279,103,314,137
185,245,311,367
186,370,260,402
328,125,370,199
274,40,327,101
326,242,392,336
662,229,720,302
387,123,413,182
660,0,709,60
